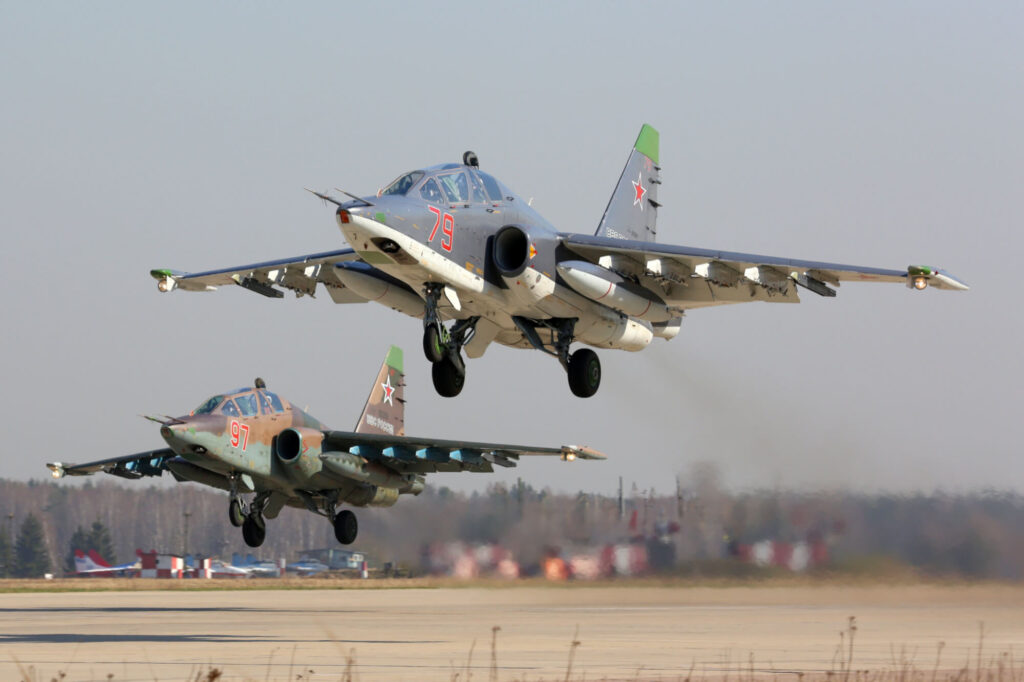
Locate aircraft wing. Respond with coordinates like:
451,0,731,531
47,449,177,480
561,233,968,308
322,431,604,474
149,248,369,303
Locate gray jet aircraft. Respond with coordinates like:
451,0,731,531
151,125,967,398
47,346,603,548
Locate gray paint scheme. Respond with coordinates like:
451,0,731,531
152,125,967,395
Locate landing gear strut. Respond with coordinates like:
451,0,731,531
228,474,247,527
333,509,358,545
421,283,477,398
513,316,602,398
553,320,601,398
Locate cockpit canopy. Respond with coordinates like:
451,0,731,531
379,164,516,206
191,389,286,418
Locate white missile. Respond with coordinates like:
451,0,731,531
556,260,673,323
333,266,425,317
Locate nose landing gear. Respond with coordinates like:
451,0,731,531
422,284,477,398
228,497,245,527
235,490,268,548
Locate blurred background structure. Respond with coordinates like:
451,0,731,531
4,461,1022,580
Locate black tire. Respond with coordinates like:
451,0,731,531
431,357,465,397
423,325,445,363
334,509,358,545
568,348,601,398
242,515,266,547
228,498,245,528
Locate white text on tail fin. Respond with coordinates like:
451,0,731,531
354,345,406,437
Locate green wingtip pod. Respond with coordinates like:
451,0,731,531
634,124,660,165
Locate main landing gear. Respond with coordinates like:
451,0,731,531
333,509,358,545
230,495,361,548
422,284,477,398
566,347,601,398
512,316,602,398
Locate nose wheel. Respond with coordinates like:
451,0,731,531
228,497,245,527
333,509,358,545
423,324,446,364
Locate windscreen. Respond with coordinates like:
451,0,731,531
192,395,224,415
381,171,424,196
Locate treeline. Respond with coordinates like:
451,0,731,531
2,466,1023,579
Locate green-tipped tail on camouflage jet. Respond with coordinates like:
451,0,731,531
152,124,968,399
47,346,604,548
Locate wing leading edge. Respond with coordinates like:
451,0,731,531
150,248,367,303
562,233,968,309
47,449,177,480
322,430,605,474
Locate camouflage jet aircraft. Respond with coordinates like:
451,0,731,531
47,347,603,548
151,125,967,398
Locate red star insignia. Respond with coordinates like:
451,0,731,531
529,243,537,259
381,374,395,405
632,172,647,209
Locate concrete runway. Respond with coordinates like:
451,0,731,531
2,584,1022,681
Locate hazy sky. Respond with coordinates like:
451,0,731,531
1,3,1020,496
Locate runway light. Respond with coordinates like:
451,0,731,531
913,276,928,290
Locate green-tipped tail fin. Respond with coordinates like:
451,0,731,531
595,124,661,242
354,345,406,437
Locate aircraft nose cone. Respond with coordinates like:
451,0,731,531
160,422,191,445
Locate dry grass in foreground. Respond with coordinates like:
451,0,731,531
9,618,1024,682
